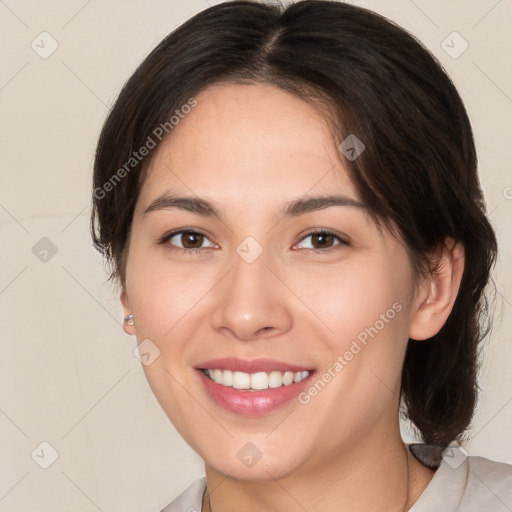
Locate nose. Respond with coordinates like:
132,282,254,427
209,245,293,341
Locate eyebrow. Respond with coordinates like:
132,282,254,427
143,193,366,219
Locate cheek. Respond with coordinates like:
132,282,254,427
289,254,412,348
288,255,413,409
125,240,213,342
125,250,212,438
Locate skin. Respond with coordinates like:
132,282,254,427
121,83,465,512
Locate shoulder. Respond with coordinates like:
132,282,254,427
460,455,512,510
409,444,512,512
159,477,207,512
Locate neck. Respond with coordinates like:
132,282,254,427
202,429,434,512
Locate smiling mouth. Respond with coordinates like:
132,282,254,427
201,368,311,391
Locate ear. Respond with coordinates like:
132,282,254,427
409,237,465,341
120,288,135,336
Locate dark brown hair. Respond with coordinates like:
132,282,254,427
91,0,498,448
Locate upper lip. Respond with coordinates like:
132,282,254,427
194,357,313,373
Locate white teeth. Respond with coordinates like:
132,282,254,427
203,368,310,390
282,371,294,385
213,369,223,384
268,371,283,388
250,372,268,390
221,370,233,387
232,371,251,389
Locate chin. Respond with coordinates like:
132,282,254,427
206,455,303,481
199,437,310,481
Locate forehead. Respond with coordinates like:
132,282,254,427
137,83,358,212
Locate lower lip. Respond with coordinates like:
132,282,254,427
196,369,315,417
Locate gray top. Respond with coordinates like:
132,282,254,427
160,444,512,512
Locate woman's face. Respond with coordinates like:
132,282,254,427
122,83,420,479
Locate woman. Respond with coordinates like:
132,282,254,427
90,1,512,511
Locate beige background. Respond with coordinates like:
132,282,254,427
1,0,511,510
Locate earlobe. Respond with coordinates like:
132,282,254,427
409,238,465,341
120,288,135,336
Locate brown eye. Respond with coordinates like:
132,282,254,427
296,231,349,251
160,229,217,254
178,231,205,249
310,232,335,249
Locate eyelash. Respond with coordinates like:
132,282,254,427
158,229,350,255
